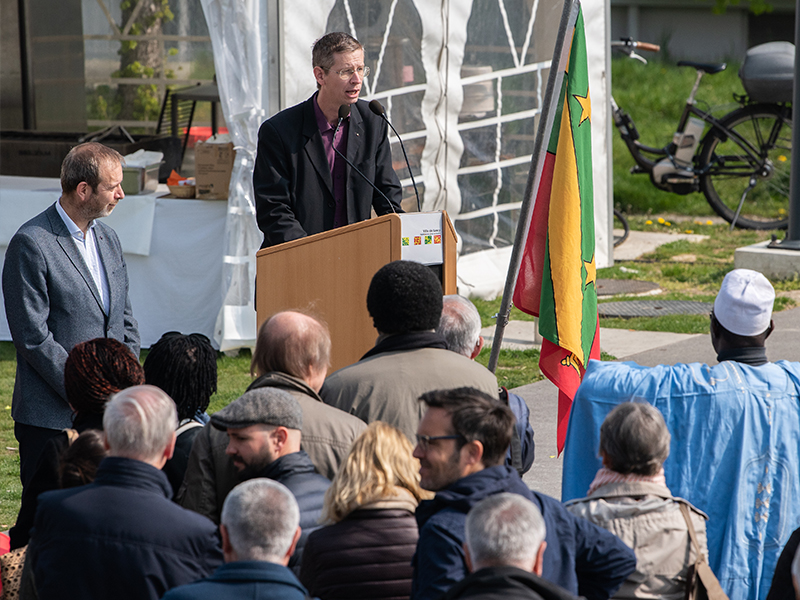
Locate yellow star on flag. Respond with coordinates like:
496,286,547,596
574,90,591,126
584,257,596,289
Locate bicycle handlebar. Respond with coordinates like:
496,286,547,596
611,39,661,52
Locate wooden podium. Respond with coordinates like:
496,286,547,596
255,212,457,372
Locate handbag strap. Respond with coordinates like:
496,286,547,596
679,503,704,564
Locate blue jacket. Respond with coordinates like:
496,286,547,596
411,465,636,600
256,450,330,573
162,560,310,600
562,359,800,600
505,390,535,474
29,456,222,600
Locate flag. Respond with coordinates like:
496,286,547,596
512,4,599,453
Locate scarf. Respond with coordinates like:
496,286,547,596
587,466,667,496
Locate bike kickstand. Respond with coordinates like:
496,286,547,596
729,176,757,231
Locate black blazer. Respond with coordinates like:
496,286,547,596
253,96,403,248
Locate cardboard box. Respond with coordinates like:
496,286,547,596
121,163,160,195
195,141,235,200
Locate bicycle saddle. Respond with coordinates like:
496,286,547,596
676,61,727,74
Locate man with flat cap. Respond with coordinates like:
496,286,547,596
207,388,330,573
561,269,800,600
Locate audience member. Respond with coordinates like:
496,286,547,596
162,479,309,600
562,269,800,600
322,261,498,441
207,387,330,572
441,493,579,600
144,331,217,495
437,294,535,473
300,421,428,598
411,387,636,600
767,526,800,600
27,385,222,599
179,312,365,521
9,338,144,549
57,429,108,489
565,402,708,599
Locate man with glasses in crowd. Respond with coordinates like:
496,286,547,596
253,31,403,248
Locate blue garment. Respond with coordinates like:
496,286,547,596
256,450,330,573
561,359,800,600
162,560,310,600
29,456,222,600
505,390,535,474
412,465,636,600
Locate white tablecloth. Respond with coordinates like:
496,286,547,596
1,176,228,349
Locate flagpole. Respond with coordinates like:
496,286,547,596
488,0,580,373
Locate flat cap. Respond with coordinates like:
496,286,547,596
210,387,303,431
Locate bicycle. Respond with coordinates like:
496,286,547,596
611,38,793,230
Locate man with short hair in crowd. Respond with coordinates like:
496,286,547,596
562,268,800,600
178,311,359,520
322,260,498,442
437,294,535,474
163,479,310,600
206,387,330,572
27,385,222,600
441,493,580,600
412,387,636,600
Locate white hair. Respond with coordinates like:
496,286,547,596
221,479,300,562
465,493,546,570
103,385,177,462
438,295,482,357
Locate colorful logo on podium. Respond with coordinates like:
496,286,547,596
424,235,432,245
402,237,409,246
414,236,422,245
434,235,442,244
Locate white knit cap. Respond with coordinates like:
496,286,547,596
713,269,774,336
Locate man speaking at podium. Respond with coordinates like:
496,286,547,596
254,32,404,248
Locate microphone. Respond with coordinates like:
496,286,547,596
333,104,397,215
369,99,421,212
333,104,350,138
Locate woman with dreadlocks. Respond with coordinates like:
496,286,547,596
9,338,144,549
143,331,217,496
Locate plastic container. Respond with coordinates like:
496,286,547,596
739,41,795,103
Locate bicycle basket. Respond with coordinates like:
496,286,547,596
738,41,794,104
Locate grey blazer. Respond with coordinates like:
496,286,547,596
2,203,140,429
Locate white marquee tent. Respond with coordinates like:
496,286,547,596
199,0,612,351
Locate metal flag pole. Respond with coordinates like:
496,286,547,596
487,0,579,373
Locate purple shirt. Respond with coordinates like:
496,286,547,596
313,95,349,228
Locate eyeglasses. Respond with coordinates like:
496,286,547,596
415,434,465,451
329,65,370,80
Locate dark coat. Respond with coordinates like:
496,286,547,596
9,411,104,550
28,456,222,600
441,566,582,600
162,561,310,600
411,466,637,600
2,203,140,430
256,451,330,573
300,505,419,599
163,421,204,496
253,95,403,248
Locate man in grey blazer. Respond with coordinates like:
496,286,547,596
2,142,140,490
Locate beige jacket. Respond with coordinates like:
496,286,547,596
321,346,499,442
565,481,709,600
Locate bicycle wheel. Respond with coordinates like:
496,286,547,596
698,103,791,230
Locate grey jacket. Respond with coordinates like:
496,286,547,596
2,203,139,429
178,372,364,523
565,480,708,600
321,347,498,442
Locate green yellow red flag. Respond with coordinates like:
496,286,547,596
512,4,599,452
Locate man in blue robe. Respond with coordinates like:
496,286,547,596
562,269,800,600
